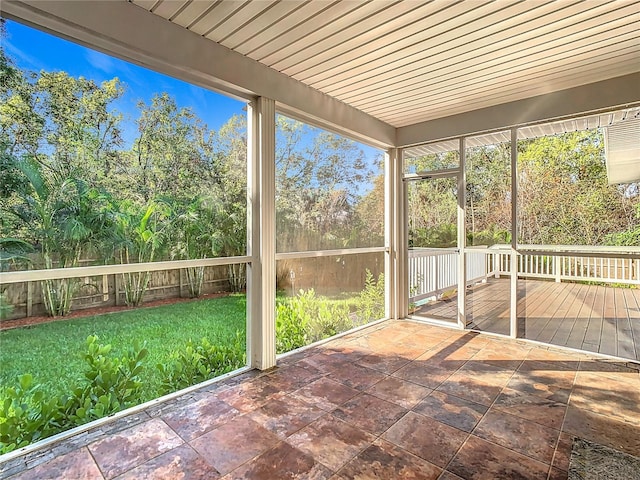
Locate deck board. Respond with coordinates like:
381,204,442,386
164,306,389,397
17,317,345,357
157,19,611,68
525,281,571,341
584,285,605,352
566,283,598,350
623,288,640,360
556,282,589,347
413,278,639,361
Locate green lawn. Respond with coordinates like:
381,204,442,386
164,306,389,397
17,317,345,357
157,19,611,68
0,295,246,401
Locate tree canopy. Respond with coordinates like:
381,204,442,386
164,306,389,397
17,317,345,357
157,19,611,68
407,132,639,248
0,45,384,283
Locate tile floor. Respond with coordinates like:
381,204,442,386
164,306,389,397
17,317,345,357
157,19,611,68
1,320,639,480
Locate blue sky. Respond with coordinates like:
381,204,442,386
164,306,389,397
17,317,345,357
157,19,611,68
3,19,246,144
3,18,382,167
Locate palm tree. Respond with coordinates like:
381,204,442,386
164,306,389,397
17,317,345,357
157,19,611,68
212,205,246,292
3,158,116,315
112,200,169,306
167,197,213,298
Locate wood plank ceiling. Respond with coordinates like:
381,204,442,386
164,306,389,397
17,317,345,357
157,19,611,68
130,0,640,128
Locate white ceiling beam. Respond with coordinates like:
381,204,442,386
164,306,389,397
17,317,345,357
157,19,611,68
397,73,640,147
1,0,396,148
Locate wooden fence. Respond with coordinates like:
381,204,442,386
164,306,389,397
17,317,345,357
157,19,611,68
2,251,384,320
2,265,233,320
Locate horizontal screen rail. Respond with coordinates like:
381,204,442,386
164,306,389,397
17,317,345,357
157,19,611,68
275,247,387,260
0,256,252,284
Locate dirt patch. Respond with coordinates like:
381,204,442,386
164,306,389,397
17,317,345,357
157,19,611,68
0,292,232,331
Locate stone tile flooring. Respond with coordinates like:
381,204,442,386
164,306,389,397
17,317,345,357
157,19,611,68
2,320,639,480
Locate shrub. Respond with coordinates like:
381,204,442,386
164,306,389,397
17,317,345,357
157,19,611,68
355,270,385,324
59,336,148,426
0,336,148,454
0,375,62,453
157,334,245,394
276,289,352,353
276,301,307,354
304,295,351,343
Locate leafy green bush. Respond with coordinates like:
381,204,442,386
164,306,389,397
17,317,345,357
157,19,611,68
0,375,62,453
0,336,148,454
355,270,385,324
276,301,307,354
606,204,640,246
157,334,245,394
59,336,148,426
305,297,351,343
276,289,352,353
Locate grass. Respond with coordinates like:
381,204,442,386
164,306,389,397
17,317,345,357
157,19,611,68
0,295,246,402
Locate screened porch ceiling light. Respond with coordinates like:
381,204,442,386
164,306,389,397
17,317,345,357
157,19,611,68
604,117,640,185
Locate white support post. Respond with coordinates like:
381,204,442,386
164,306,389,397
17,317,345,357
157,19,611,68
385,148,397,320
26,281,33,317
457,138,466,330
396,148,409,319
246,98,276,370
509,128,519,338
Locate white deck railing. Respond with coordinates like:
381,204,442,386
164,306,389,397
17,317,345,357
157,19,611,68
409,245,640,303
408,248,488,303
497,249,640,285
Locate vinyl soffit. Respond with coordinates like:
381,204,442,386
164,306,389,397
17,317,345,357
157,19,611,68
403,107,640,157
131,0,640,129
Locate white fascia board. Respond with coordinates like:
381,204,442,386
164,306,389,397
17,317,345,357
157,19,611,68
397,73,640,148
1,0,396,148
275,103,392,151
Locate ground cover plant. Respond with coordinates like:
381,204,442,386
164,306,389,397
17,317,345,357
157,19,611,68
0,296,246,402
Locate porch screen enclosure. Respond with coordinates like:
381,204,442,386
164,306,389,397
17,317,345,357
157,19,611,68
403,107,640,362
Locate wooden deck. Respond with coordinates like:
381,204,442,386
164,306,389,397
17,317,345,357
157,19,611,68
414,278,640,361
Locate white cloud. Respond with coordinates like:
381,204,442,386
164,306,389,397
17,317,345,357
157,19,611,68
3,40,48,71
84,49,116,74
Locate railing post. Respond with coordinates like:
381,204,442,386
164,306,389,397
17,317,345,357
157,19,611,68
433,254,438,296
554,256,561,283
102,275,109,302
114,273,121,306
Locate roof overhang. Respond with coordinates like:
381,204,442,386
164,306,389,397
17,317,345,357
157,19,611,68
398,74,640,148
